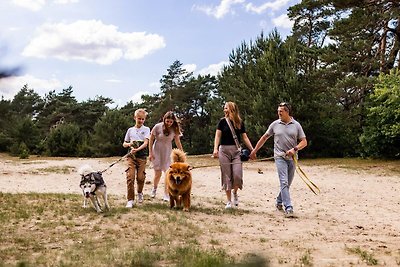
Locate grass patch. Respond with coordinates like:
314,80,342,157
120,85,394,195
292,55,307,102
0,193,268,267
346,246,378,265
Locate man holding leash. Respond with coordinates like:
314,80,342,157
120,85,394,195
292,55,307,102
123,108,151,208
250,102,307,217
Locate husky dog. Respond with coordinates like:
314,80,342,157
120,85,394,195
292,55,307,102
79,165,110,213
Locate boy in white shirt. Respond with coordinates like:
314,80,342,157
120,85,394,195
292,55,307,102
123,109,151,207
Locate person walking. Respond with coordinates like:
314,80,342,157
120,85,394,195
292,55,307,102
149,111,184,201
122,108,151,208
212,102,253,209
250,102,307,217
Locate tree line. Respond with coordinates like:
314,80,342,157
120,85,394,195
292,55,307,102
0,0,399,159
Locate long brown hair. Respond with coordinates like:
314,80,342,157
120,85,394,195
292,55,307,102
162,111,182,136
225,102,242,129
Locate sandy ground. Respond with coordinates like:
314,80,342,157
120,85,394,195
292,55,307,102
0,154,399,266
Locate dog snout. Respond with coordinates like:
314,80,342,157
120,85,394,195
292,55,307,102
175,176,182,185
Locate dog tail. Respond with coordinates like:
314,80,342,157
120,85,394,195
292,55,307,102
171,148,186,163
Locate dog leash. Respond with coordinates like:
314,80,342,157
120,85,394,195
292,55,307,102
191,155,276,169
100,152,131,173
293,156,320,195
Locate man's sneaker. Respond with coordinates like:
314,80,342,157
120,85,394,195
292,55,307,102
137,192,144,203
233,192,239,207
225,201,232,209
276,203,284,211
125,200,134,208
285,208,295,218
163,194,170,202
150,188,157,198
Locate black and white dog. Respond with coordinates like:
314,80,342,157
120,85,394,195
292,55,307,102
79,165,110,213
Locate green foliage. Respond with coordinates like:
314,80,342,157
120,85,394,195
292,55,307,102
10,141,30,159
46,123,81,156
360,70,400,158
92,109,131,156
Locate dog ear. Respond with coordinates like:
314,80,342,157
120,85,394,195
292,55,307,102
187,165,192,171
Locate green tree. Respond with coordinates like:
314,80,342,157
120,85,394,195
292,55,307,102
46,122,81,156
92,109,131,156
360,70,400,158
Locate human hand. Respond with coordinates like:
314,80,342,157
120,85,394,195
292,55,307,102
212,149,218,158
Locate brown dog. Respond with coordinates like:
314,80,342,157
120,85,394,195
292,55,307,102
166,149,192,211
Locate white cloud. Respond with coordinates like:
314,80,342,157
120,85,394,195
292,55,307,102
12,0,45,11
130,90,150,104
182,64,197,73
0,74,62,99
197,61,228,76
53,0,79,4
272,14,293,29
193,0,245,19
22,20,166,65
245,0,291,14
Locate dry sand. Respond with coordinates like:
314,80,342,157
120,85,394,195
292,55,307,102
0,154,399,266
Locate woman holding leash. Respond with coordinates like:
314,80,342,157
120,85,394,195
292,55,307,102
149,111,184,201
212,102,253,209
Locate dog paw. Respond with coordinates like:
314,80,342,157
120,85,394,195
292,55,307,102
183,208,190,212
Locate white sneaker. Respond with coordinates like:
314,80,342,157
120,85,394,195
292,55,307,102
225,201,232,209
163,194,170,202
125,200,134,208
138,193,144,203
150,188,157,198
233,192,239,207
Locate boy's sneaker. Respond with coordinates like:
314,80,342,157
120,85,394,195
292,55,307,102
137,193,144,203
125,200,134,208
233,192,239,207
276,203,284,211
225,201,232,209
163,194,170,202
285,208,295,218
150,188,157,198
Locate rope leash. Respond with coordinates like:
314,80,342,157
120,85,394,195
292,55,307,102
191,155,276,169
100,152,131,173
293,156,320,195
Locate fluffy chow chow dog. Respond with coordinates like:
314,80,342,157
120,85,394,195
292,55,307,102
166,149,192,212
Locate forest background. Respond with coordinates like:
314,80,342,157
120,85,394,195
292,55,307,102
0,0,399,159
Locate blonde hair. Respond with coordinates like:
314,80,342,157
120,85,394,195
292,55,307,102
225,102,242,129
134,108,148,118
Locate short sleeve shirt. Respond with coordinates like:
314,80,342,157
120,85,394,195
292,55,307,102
124,125,150,158
217,118,246,146
266,118,306,158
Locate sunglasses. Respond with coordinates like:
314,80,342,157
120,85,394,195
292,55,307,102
279,102,289,107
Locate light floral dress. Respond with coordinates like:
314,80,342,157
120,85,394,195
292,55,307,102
150,122,176,171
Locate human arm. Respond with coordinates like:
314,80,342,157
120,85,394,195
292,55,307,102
174,135,183,151
286,137,307,157
148,133,155,161
249,133,270,160
129,139,149,154
212,129,222,158
241,133,253,151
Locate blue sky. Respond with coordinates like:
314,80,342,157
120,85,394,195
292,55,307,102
0,0,300,107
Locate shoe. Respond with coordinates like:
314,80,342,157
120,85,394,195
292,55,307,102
125,200,134,208
225,201,232,209
150,188,157,198
163,194,170,202
276,203,284,211
233,192,239,207
138,192,144,203
285,208,295,218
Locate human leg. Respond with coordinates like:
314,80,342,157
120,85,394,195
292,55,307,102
151,169,162,198
126,157,136,203
136,158,147,203
275,158,292,211
219,146,235,208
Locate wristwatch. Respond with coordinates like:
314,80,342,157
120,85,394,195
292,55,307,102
294,147,298,151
